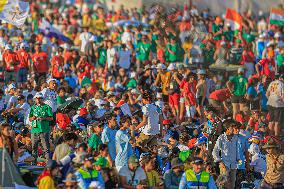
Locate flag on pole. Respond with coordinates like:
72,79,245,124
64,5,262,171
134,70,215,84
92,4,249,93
0,0,29,27
39,19,71,44
270,8,284,26
225,8,242,30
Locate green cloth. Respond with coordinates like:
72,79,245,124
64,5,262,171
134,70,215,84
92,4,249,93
166,43,179,62
212,23,222,40
179,150,192,162
126,79,137,89
276,54,284,67
224,30,234,42
202,47,215,64
137,42,151,61
56,96,66,105
81,76,92,87
98,47,107,66
29,104,53,133
229,75,248,96
88,133,102,150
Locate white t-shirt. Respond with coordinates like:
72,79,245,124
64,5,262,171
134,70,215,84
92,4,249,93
22,90,36,99
79,32,95,52
107,47,116,69
141,104,160,135
121,31,133,44
41,88,57,112
6,95,17,109
119,166,146,187
118,50,131,69
250,153,266,174
16,102,30,124
267,80,284,107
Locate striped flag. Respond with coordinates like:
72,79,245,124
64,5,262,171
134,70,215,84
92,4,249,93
225,8,242,30
0,0,29,27
270,8,284,26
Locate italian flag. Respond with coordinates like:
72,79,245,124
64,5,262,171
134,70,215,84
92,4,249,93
270,8,284,26
225,8,242,30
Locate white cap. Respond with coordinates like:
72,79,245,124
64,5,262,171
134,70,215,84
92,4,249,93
131,88,140,95
7,84,16,91
33,92,43,99
275,32,282,38
197,69,206,75
47,78,57,84
167,63,177,71
259,34,264,39
5,44,12,50
20,42,29,49
157,92,163,99
156,63,167,70
238,67,245,74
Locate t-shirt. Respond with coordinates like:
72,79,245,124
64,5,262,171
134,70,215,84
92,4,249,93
141,104,160,135
32,52,49,73
56,96,66,105
166,44,179,62
29,104,53,133
276,54,284,68
16,102,30,125
16,49,31,69
101,126,117,161
88,133,102,151
106,48,116,69
118,50,131,69
115,129,133,167
267,80,284,107
51,55,64,78
6,95,17,109
250,153,266,174
258,59,275,79
229,75,248,97
137,42,151,61
119,166,147,187
209,88,231,102
53,143,71,161
79,32,95,52
98,47,107,66
155,72,171,95
145,170,160,187
41,88,57,113
3,51,19,71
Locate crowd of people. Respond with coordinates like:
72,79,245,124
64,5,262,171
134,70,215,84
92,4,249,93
0,0,283,189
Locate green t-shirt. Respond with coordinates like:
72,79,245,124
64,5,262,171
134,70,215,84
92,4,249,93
242,32,255,43
202,47,215,65
29,104,53,133
56,96,66,105
88,133,102,150
126,79,137,89
224,30,234,42
98,47,107,66
137,42,151,61
212,23,222,41
230,75,248,96
276,54,284,67
166,44,178,62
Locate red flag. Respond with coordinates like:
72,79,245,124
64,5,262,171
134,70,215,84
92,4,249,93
225,8,242,30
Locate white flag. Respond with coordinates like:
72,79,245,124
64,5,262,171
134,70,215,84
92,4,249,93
0,0,29,27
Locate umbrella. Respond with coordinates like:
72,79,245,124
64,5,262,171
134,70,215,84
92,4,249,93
57,98,83,113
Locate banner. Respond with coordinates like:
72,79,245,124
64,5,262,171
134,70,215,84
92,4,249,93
225,8,242,30
0,0,29,27
270,8,284,26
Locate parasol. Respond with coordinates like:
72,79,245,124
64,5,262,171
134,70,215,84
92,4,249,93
57,98,83,113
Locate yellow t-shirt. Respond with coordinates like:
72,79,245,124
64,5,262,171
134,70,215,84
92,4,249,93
38,176,56,189
146,170,160,187
156,72,172,95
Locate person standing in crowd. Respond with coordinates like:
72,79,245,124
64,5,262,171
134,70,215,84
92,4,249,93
163,157,183,189
227,68,248,120
2,44,19,83
260,138,284,189
51,47,65,80
29,92,53,160
266,74,284,136
212,119,240,189
75,155,105,189
41,78,58,113
155,63,171,101
16,42,31,86
179,157,217,189
32,43,49,85
135,92,163,150
88,122,103,154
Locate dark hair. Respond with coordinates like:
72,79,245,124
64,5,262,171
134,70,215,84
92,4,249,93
120,115,131,125
223,119,237,130
63,132,78,142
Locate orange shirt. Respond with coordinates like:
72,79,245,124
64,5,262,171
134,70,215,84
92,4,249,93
51,55,64,78
2,51,19,71
32,52,49,73
63,51,72,63
16,49,31,69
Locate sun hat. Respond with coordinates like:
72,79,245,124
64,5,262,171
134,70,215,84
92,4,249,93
33,92,43,99
197,69,206,75
171,157,183,169
262,138,279,149
128,155,139,166
156,63,167,70
167,63,177,71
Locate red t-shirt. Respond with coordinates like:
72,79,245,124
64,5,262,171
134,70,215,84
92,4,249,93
258,58,275,79
16,49,31,69
51,55,64,78
241,50,255,65
78,62,94,79
183,80,197,106
209,88,231,102
56,113,71,130
3,51,19,71
32,52,49,73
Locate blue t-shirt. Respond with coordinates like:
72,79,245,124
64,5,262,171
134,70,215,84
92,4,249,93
237,134,250,169
115,129,133,167
247,86,257,98
101,126,117,161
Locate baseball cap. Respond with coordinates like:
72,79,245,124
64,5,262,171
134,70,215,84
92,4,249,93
84,155,95,162
192,157,204,164
33,92,43,99
237,67,245,74
128,155,139,166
